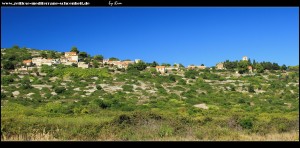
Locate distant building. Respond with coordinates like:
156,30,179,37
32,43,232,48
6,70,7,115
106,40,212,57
156,66,166,74
42,59,53,66
122,60,134,65
248,66,253,73
216,63,224,70
242,56,248,61
52,59,61,64
32,57,52,66
165,66,179,72
135,59,141,63
198,65,206,70
64,52,78,63
187,65,196,70
65,52,77,57
103,59,110,64
78,62,89,69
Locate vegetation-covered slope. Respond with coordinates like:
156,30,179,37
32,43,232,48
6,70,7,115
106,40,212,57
1,47,299,141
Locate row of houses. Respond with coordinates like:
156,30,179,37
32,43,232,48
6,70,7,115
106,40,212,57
155,66,180,74
215,56,253,73
187,65,206,70
22,52,89,68
103,59,137,69
22,52,142,69
22,52,252,73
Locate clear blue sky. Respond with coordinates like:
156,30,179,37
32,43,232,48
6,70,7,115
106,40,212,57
1,7,299,67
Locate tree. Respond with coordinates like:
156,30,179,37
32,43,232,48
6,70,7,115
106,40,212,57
255,63,264,73
3,61,14,70
92,60,99,68
12,45,19,49
272,62,280,70
47,51,56,59
78,52,88,59
109,57,119,61
128,61,147,71
179,63,185,68
248,58,252,66
161,63,171,67
184,70,198,79
237,60,249,74
281,64,287,71
224,60,237,70
201,64,204,66
150,61,158,67
252,59,256,68
70,46,79,54
94,55,103,61
41,51,47,58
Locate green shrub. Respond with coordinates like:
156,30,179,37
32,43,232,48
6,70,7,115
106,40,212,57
122,85,133,92
158,125,174,137
239,117,254,129
96,85,102,90
1,92,7,99
54,87,66,94
1,75,14,85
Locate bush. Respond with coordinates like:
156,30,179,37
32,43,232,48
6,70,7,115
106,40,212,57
122,85,133,92
91,99,109,109
96,85,102,90
168,75,176,82
1,93,7,99
177,79,186,85
1,75,14,85
239,117,254,129
54,87,66,94
184,70,198,79
21,83,33,89
248,85,255,93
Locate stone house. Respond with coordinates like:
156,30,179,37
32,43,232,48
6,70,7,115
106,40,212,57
64,52,78,63
156,66,166,74
216,63,224,70
198,65,206,70
78,62,89,69
187,65,196,70
242,56,248,61
248,65,253,73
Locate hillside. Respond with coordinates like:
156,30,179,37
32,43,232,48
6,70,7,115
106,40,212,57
1,46,299,141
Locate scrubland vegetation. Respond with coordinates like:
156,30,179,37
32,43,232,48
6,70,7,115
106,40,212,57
1,46,299,141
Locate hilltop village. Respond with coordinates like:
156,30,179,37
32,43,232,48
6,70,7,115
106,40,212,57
1,46,298,141
18,50,253,74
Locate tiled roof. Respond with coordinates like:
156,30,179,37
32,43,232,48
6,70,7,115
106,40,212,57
65,52,77,56
23,60,32,63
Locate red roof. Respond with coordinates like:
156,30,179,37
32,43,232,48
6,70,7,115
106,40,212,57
23,60,32,63
65,52,77,56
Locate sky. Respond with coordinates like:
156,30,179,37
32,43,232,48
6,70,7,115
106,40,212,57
1,7,299,67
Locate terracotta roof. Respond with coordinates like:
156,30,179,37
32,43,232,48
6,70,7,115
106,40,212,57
65,52,77,56
23,60,32,63
156,66,165,68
